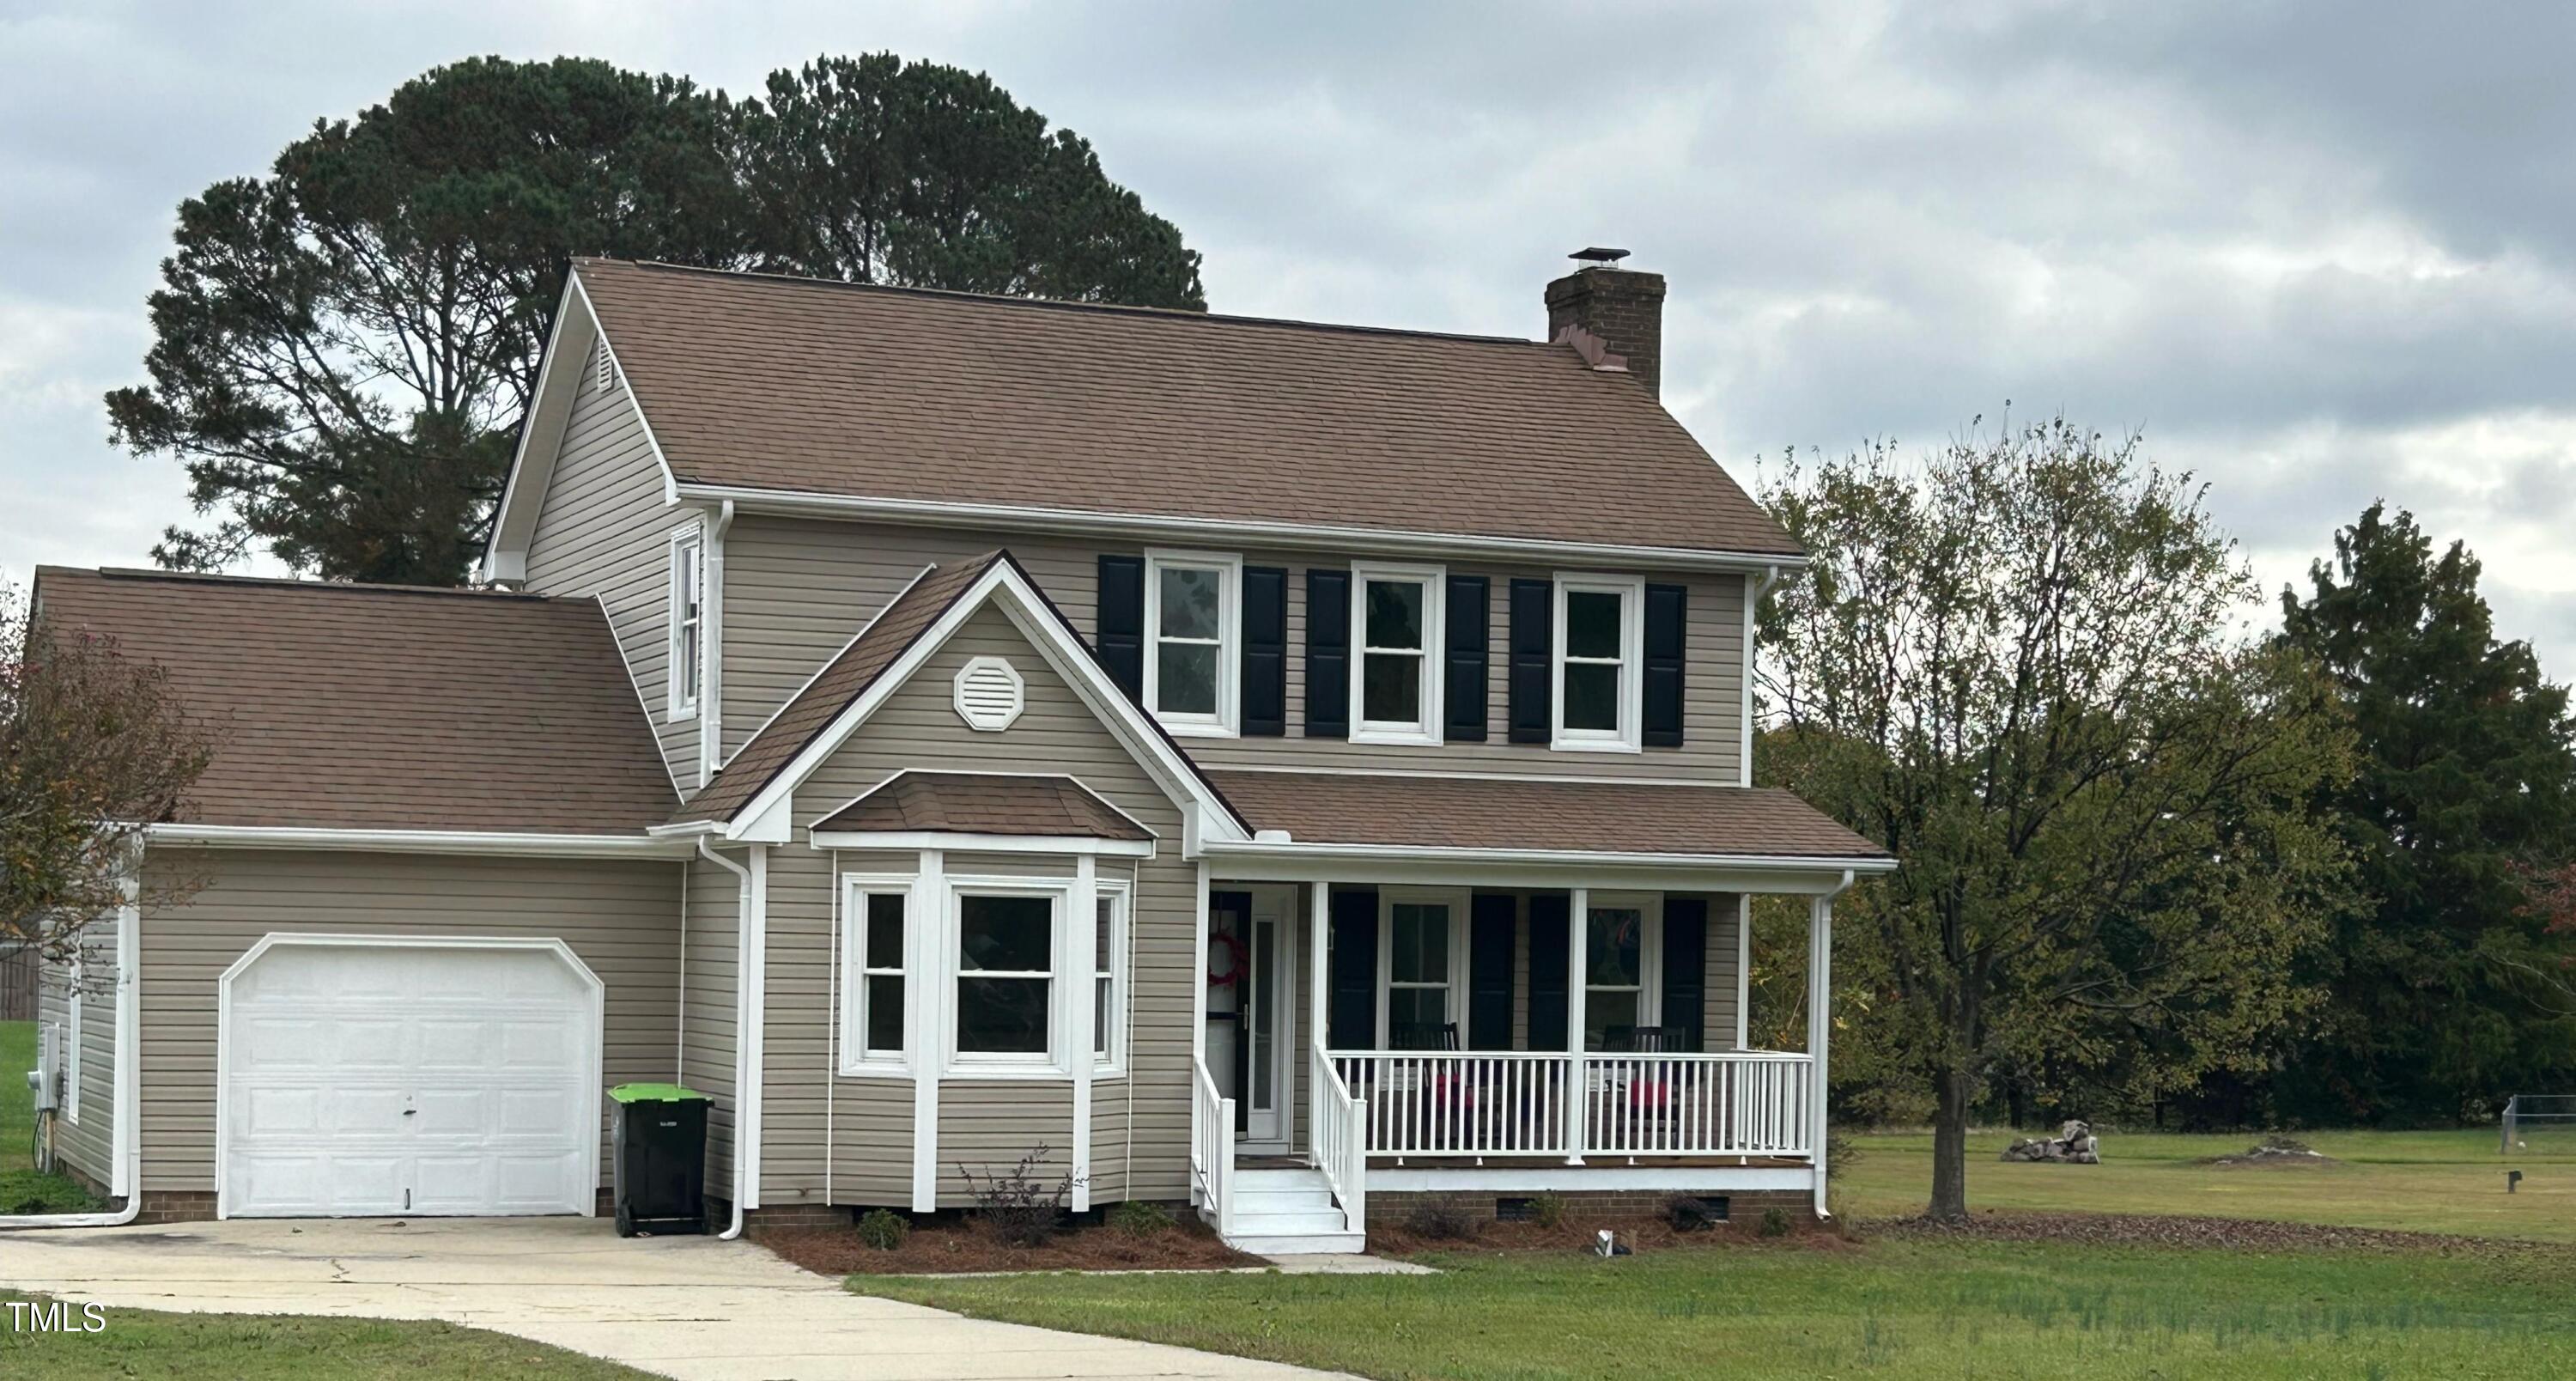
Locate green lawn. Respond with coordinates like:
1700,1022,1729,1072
858,1238,2576,1380
1834,1127,2576,1241
0,1293,651,1379
0,1019,100,1214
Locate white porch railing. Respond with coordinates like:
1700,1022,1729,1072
1308,1045,1366,1231
1327,1050,1815,1160
1189,1056,1235,1233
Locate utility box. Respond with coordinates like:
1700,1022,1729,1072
608,1083,710,1237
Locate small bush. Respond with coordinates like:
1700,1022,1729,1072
1108,1200,1176,1238
1530,1193,1567,1230
1403,1200,1481,1241
958,1146,1080,1248
854,1208,909,1251
1759,1208,1793,1238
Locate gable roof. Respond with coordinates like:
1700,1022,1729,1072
30,567,676,836
815,772,1152,843
573,258,1801,561
671,550,1245,841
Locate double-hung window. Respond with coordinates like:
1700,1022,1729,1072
1583,894,1662,1049
666,528,706,721
1092,884,1128,1074
1379,891,1467,1047
955,891,1057,1062
1350,563,1443,745
1553,575,1644,751
1144,551,1239,736
841,882,910,1073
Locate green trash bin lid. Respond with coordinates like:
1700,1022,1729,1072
609,1082,711,1104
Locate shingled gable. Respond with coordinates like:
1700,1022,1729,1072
811,771,1155,844
533,258,1801,563
666,550,1247,845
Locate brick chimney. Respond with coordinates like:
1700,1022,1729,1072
1546,248,1668,396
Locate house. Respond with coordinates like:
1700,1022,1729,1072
29,251,1893,1252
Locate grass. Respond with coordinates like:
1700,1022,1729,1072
1834,1126,2576,1242
855,1238,2576,1380
0,1293,652,1379
0,1019,101,1214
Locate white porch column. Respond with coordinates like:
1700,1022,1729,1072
1069,853,1097,1213
1564,887,1589,1165
1307,882,1331,1169
909,849,945,1213
1806,891,1834,1216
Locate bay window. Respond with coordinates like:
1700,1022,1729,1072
1092,884,1128,1073
1144,551,1239,735
1350,563,1443,745
839,882,911,1073
956,891,1055,1060
1553,574,1643,751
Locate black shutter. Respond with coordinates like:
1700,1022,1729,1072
1468,893,1516,1049
1643,582,1687,748
1326,885,1378,1049
1444,575,1491,742
1305,569,1351,739
1508,578,1553,744
1527,891,1571,1049
1097,555,1145,702
1242,567,1288,736
1662,897,1708,1052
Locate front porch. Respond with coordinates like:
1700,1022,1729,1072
1188,871,1854,1250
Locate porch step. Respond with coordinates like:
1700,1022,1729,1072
1215,1165,1359,1255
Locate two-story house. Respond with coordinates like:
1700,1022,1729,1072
29,252,1891,1251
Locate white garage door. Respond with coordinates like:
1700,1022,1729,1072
222,940,598,1218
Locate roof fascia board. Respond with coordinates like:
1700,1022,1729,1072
671,483,1807,575
1200,838,1892,889
809,830,1154,856
482,277,596,584
143,823,692,860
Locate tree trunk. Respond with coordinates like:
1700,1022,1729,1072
1929,1065,1976,1221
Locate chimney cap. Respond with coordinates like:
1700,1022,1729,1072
1569,246,1631,266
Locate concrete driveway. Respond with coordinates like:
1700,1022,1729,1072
0,1217,1346,1380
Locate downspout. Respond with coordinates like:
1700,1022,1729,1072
696,838,756,1239
2,869,144,1231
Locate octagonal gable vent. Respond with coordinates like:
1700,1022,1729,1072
953,655,1025,732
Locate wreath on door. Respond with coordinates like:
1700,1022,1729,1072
1206,929,1247,988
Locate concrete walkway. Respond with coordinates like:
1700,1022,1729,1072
0,1217,1350,1380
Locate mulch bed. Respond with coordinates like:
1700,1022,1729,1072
763,1214,1264,1275
1862,1209,2576,1257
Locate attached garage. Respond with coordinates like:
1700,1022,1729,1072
217,937,604,1219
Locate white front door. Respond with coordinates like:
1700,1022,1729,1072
221,940,598,1219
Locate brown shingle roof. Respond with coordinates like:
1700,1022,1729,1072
31,567,676,835
1206,771,1889,861
816,771,1152,842
576,259,1801,559
673,554,1004,825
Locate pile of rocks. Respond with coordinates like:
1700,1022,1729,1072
2001,1119,2101,1165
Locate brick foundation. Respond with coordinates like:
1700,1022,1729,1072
130,1191,219,1224
1371,1187,1816,1227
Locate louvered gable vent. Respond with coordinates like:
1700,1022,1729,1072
952,655,1025,731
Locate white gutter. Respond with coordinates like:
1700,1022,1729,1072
693,839,763,1240
2,871,143,1231
143,824,695,859
1198,839,1899,874
671,481,1810,576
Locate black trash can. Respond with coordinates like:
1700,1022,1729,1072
609,1083,710,1237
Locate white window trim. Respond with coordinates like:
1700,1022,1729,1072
946,881,1069,1075
838,873,917,1075
1142,549,1242,739
1376,886,1471,1049
666,525,707,722
64,964,83,1124
1092,880,1131,1077
1584,891,1665,1048
1349,561,1446,746
1552,572,1646,752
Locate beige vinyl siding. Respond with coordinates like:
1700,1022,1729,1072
133,849,683,1196
719,515,1747,783
33,916,118,1188
939,1083,1073,1206
750,604,1195,1207
521,365,698,790
683,853,742,1193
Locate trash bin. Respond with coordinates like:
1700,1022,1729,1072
609,1083,710,1237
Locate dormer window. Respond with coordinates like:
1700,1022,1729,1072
1144,551,1239,737
1552,574,1643,751
1350,562,1443,745
667,528,705,721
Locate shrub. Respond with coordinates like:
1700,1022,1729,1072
854,1208,909,1251
1108,1200,1176,1238
1403,1200,1480,1241
957,1146,1079,1248
1759,1208,1793,1238
1530,1193,1567,1230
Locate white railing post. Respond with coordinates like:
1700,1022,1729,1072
1192,1055,1235,1236
1806,893,1834,1214
1308,882,1331,1169
1564,888,1589,1165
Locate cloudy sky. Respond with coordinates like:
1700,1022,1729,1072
5,1,2572,669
